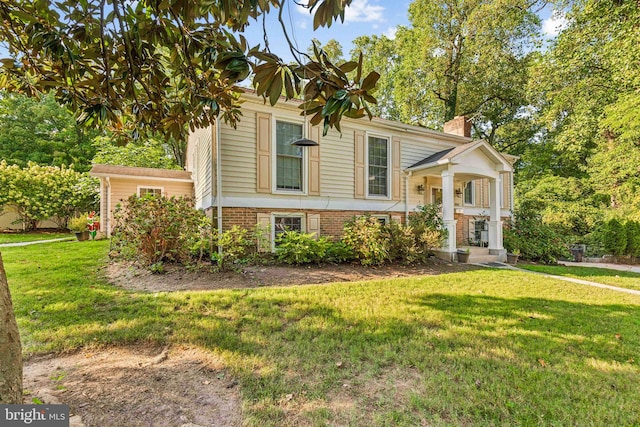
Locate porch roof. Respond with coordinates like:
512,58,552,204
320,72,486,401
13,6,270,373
405,140,514,175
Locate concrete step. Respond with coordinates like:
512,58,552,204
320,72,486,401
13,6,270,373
469,254,500,263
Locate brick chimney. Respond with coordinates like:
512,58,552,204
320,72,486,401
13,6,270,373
443,116,472,138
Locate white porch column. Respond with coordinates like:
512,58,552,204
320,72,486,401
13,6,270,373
441,170,457,253
488,176,503,252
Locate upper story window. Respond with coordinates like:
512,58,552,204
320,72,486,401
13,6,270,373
368,135,389,197
138,186,163,197
276,121,304,191
463,181,474,205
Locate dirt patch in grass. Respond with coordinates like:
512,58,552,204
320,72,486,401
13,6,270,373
106,259,476,292
23,346,242,427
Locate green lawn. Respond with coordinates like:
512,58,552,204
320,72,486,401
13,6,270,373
3,241,640,426
520,264,640,291
0,231,72,244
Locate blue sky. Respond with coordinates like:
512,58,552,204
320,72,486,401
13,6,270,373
241,0,568,63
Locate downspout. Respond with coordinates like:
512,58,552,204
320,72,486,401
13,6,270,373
105,177,111,238
215,117,223,262
405,171,412,223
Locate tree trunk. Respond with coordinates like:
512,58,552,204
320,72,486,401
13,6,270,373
0,251,23,404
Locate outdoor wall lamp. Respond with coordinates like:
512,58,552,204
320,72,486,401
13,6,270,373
455,188,463,197
416,184,425,194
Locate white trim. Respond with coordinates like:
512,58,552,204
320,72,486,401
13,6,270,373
90,173,193,183
218,195,405,212
272,116,308,195
365,131,392,200
137,185,164,197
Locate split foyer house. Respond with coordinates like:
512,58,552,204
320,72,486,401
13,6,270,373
92,91,516,261
184,91,516,261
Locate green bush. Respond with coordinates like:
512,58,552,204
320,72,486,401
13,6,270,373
275,231,332,265
603,218,627,256
0,161,99,230
506,200,570,264
324,240,355,264
342,215,389,266
625,220,640,257
385,220,420,264
408,204,447,255
212,225,259,270
111,194,205,266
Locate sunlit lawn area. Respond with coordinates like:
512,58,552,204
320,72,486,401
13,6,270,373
0,231,72,244
520,264,640,291
3,240,640,426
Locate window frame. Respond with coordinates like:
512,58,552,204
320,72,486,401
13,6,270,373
137,186,164,197
430,186,443,205
365,132,391,199
463,180,475,206
271,213,306,249
272,116,307,194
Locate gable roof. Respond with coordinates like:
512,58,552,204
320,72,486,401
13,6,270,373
406,140,513,173
90,164,193,182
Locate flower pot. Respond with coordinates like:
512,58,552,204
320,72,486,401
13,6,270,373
506,253,519,264
457,251,470,263
75,231,90,241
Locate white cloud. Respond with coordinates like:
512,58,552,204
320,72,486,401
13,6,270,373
384,26,397,40
542,13,568,37
344,0,385,23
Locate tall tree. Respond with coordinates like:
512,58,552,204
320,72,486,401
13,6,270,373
0,92,97,171
0,0,381,402
351,0,544,145
308,38,344,64
0,253,21,404
533,0,640,210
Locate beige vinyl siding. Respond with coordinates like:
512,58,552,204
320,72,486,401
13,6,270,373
109,178,193,207
220,112,258,194
191,126,213,203
321,126,357,199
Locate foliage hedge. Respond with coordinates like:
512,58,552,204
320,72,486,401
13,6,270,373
111,199,448,270
0,161,98,230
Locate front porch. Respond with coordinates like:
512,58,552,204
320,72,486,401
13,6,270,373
405,140,515,262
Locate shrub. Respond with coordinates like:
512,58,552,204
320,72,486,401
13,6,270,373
324,240,355,264
111,195,204,266
342,215,388,266
626,220,640,257
67,215,88,233
0,161,98,230
603,218,627,256
507,200,570,264
212,226,258,270
275,231,332,265
384,220,420,264
408,204,447,255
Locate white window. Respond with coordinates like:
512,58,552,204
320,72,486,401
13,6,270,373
431,186,443,204
275,120,305,192
272,213,305,245
371,214,390,225
367,135,390,197
463,181,474,205
138,186,163,197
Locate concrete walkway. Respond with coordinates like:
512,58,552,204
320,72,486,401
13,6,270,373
473,261,640,296
0,237,75,248
559,261,640,274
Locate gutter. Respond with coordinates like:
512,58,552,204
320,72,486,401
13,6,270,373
405,171,412,223
215,117,223,261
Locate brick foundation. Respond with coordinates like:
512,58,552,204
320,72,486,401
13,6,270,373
208,207,404,239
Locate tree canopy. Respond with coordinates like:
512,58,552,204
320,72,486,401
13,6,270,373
0,92,97,171
0,0,380,139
